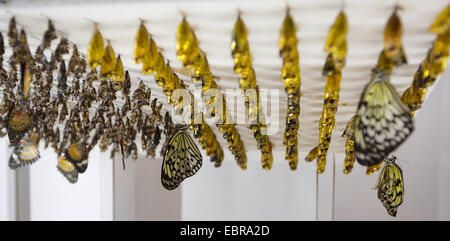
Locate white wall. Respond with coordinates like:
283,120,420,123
27,146,113,220
0,138,16,221
181,150,317,220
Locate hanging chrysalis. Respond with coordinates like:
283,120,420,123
306,9,347,174
325,10,348,55
112,55,124,90
8,17,18,49
122,70,131,97
100,40,116,80
279,8,301,170
176,16,199,68
87,23,104,70
429,5,450,35
41,19,57,50
342,115,356,174
401,4,450,118
133,20,150,64
20,62,32,101
375,156,404,217
176,15,246,169
354,71,413,166
231,12,271,170
384,6,407,66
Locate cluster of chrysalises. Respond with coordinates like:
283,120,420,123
0,17,169,184
176,17,247,169
401,5,450,117
305,10,348,174
278,9,301,170
344,6,412,175
230,13,273,170
133,21,225,166
86,23,168,169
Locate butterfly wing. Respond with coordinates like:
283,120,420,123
9,150,22,169
57,156,79,184
161,130,202,190
355,77,414,166
65,144,88,173
7,104,32,146
18,142,40,164
8,140,40,169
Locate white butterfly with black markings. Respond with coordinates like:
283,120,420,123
354,71,414,166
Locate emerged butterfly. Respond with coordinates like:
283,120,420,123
354,71,414,166
65,143,89,173
57,155,78,184
161,126,202,190
375,156,404,217
9,138,40,169
7,103,32,146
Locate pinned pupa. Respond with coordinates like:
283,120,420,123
41,18,57,50
384,6,407,66
325,10,348,54
100,40,116,80
8,17,18,49
87,23,104,70
342,115,356,174
279,8,298,59
176,17,200,67
112,55,124,90
51,38,70,67
133,20,150,64
430,5,450,35
122,71,131,97
20,61,32,101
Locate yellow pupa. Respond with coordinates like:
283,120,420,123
100,40,116,80
384,6,407,65
325,10,348,54
87,23,104,70
112,55,124,90
430,5,450,35
133,21,150,64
